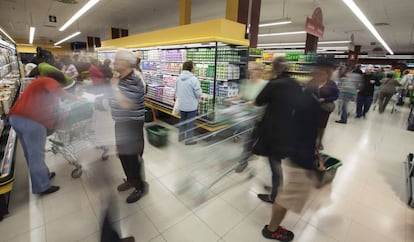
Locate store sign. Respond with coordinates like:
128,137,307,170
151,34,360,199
368,47,386,57
305,7,324,38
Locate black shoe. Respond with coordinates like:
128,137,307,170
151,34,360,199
355,115,362,119
262,225,294,241
335,120,347,124
120,236,135,242
40,186,60,195
117,179,133,192
185,140,197,145
126,189,143,203
49,172,56,180
257,194,274,204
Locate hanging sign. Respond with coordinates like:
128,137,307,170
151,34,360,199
305,7,324,38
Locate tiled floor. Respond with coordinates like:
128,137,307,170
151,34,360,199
2,102,414,242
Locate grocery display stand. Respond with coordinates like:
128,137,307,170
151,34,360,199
98,19,249,131
0,38,21,221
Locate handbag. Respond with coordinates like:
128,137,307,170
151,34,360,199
172,98,180,115
320,102,335,112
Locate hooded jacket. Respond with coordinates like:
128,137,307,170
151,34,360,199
175,70,202,112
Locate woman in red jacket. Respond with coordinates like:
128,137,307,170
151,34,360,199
89,59,106,111
10,71,77,195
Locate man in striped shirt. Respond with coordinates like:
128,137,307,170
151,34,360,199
110,49,147,204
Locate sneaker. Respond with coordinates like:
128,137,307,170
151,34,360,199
126,189,143,203
262,225,294,241
257,194,274,204
117,179,133,192
120,236,135,242
40,186,60,195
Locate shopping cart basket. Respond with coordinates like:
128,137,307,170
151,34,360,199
48,98,108,178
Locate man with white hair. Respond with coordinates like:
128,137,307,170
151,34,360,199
110,49,147,204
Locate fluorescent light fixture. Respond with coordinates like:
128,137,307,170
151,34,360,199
258,40,352,46
258,31,306,37
0,26,15,43
319,46,349,51
54,31,81,45
59,0,100,31
259,19,292,27
29,27,35,44
260,45,305,49
342,0,393,54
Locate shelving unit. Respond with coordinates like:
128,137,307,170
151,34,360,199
97,18,249,131
0,38,21,220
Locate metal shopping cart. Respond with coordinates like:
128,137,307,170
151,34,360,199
48,96,109,178
172,103,261,200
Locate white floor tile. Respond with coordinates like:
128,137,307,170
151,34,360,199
222,217,266,242
344,221,392,242
142,195,191,232
195,197,244,236
162,214,219,242
5,226,46,242
115,210,159,242
45,206,99,242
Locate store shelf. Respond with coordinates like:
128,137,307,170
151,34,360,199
288,61,315,64
287,70,312,74
249,55,262,58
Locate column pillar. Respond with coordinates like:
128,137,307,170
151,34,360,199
348,45,361,66
226,0,239,21
305,34,318,54
249,0,261,48
179,0,191,25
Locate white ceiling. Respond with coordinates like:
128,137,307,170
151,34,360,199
0,0,413,53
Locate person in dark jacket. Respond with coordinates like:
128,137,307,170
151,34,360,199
356,67,380,118
378,72,401,113
253,57,302,205
307,63,339,151
256,57,320,242
110,49,147,204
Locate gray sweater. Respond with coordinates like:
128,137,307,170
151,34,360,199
175,70,202,112
379,78,401,94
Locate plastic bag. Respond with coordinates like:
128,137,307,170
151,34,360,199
172,99,180,115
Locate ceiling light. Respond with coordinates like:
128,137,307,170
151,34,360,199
319,46,349,51
342,0,393,54
54,31,81,45
29,27,35,44
59,0,100,31
0,26,15,43
259,45,306,49
258,31,306,37
259,19,292,27
258,40,351,46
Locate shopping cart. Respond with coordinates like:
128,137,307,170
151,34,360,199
173,103,261,199
48,96,109,178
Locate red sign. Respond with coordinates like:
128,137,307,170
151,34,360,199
305,7,324,38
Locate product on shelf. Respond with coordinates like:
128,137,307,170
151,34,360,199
162,87,175,106
162,75,178,88
198,94,214,115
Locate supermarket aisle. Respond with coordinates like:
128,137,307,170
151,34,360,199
1,103,414,242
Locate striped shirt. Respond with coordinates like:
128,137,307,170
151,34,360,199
110,71,145,122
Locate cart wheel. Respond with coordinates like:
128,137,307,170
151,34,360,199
233,130,241,143
51,146,58,155
71,168,82,178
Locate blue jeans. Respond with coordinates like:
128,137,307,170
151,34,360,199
10,116,51,194
268,156,283,201
340,96,353,122
356,95,373,117
179,110,197,142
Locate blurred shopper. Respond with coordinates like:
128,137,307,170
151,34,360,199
400,70,412,99
253,57,301,204
100,59,113,83
134,57,146,93
234,62,268,173
307,63,339,150
61,56,79,80
110,49,147,204
89,59,106,111
175,60,202,145
28,62,76,93
352,64,363,75
378,72,402,113
9,72,77,195
356,66,380,118
254,57,320,241
335,70,361,124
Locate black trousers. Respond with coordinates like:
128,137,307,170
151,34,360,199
115,120,145,190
